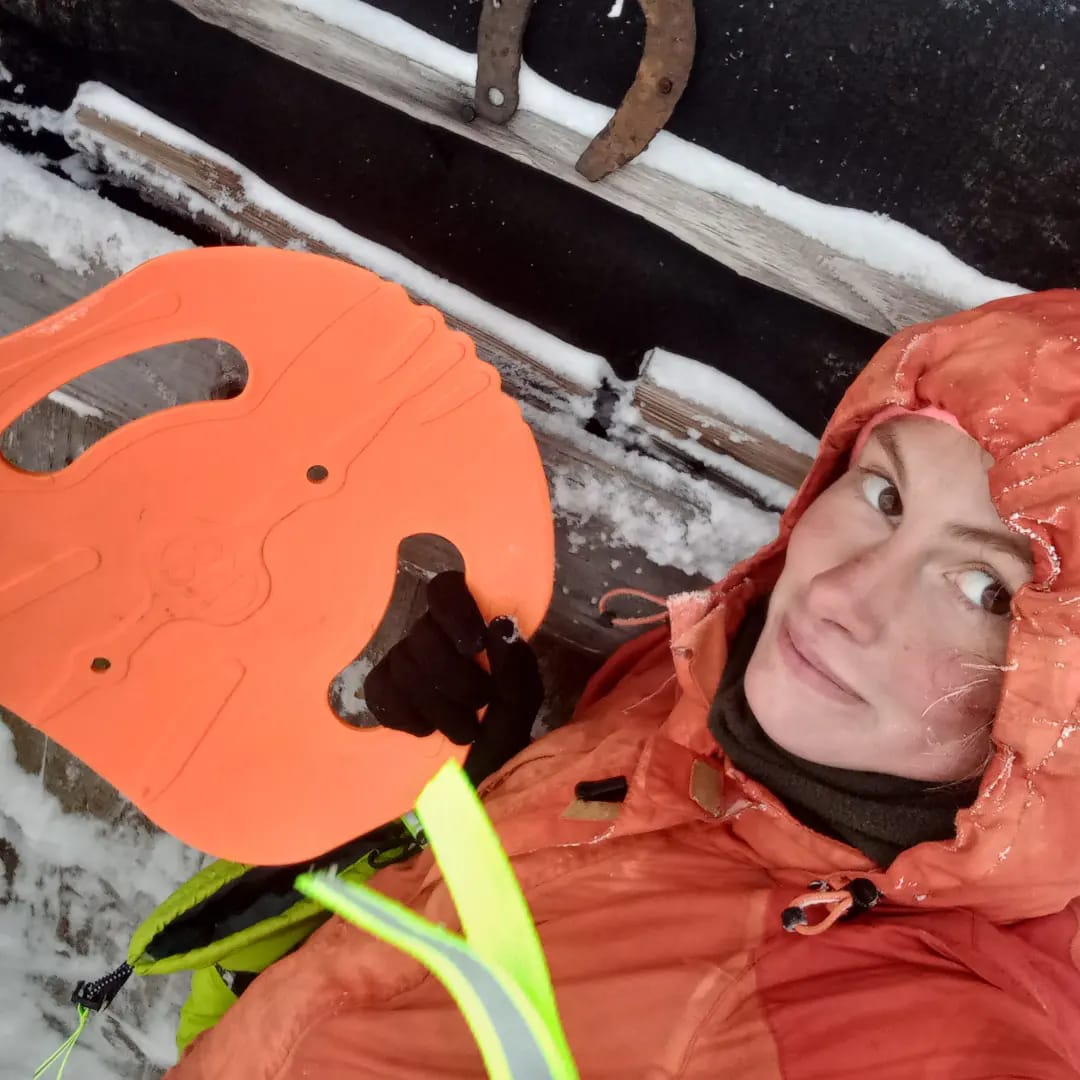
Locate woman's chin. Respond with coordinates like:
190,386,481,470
748,667,874,769
758,709,848,765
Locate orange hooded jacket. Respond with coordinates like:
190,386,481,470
167,292,1080,1078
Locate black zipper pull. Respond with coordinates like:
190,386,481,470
72,961,133,1013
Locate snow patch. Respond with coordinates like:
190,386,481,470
47,390,106,419
58,152,101,190
532,404,779,579
643,349,819,456
329,655,375,722
0,144,190,274
0,98,63,135
0,724,204,1078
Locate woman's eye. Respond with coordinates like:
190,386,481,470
861,473,903,517
956,569,1012,616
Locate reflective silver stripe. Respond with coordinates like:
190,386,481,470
342,886,556,1079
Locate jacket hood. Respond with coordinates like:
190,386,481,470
720,289,1080,923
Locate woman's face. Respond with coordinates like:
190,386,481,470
744,418,1034,782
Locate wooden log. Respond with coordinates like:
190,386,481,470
633,353,815,490
171,0,964,336
71,104,597,409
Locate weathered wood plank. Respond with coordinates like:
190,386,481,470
72,105,596,409
170,0,962,336
633,379,815,492
1,396,111,473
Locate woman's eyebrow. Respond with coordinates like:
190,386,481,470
947,524,1035,570
871,427,907,488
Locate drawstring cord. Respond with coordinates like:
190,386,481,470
781,878,881,937
33,961,134,1078
597,589,670,628
32,1007,91,1079
782,888,853,936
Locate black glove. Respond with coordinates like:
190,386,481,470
363,571,544,786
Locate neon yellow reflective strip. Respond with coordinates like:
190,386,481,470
415,761,568,1049
296,872,573,1079
294,761,578,1080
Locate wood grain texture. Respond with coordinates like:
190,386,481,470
171,0,960,335
633,380,814,489
73,105,596,407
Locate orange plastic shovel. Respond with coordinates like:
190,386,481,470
0,247,554,864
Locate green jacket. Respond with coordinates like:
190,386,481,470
125,822,420,1053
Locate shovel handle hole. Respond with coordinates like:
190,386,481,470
90,657,112,673
306,465,329,484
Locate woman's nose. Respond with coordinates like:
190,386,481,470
804,542,905,645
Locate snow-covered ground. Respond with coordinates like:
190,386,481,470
0,723,204,1078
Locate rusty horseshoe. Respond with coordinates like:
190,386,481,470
474,0,697,182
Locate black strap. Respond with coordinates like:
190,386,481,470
143,821,418,961
73,821,423,1019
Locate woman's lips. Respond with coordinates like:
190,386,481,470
778,618,864,703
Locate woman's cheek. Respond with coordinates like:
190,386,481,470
914,648,1004,753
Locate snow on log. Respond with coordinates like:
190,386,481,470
633,349,816,490
170,0,1024,335
67,84,605,412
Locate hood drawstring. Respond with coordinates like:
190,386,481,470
781,878,881,937
597,588,670,628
